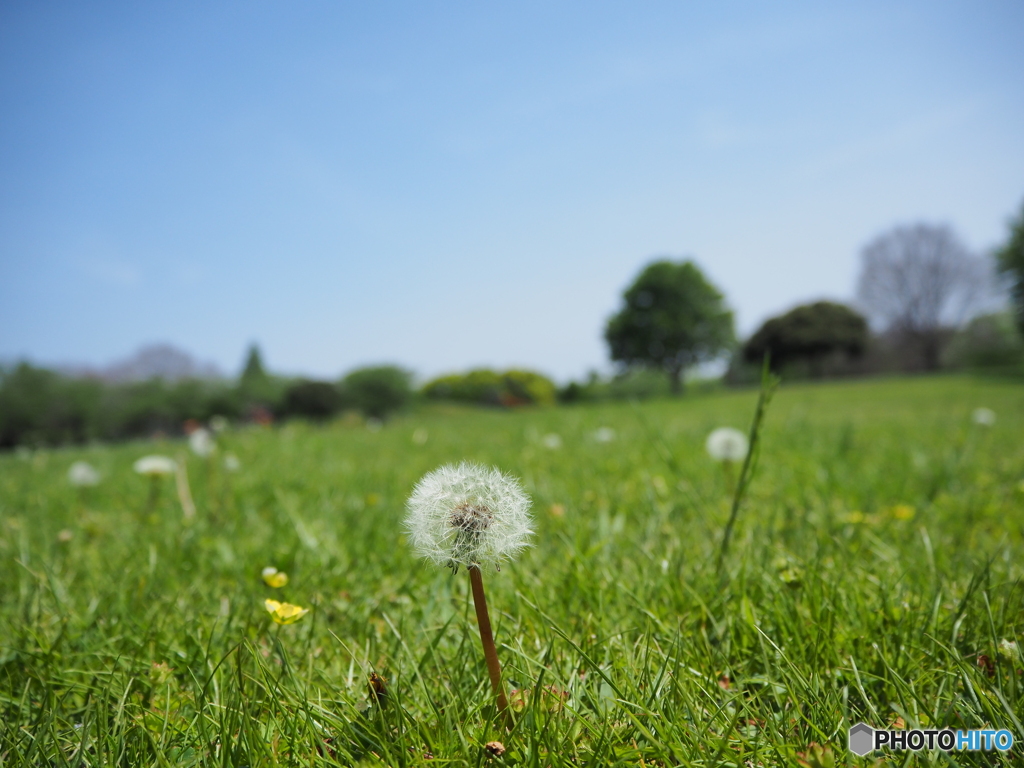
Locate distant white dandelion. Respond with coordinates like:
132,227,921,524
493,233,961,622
189,427,216,457
593,427,616,443
706,427,749,463
972,407,996,426
366,418,383,432
68,461,100,487
223,453,241,472
209,415,229,433
412,428,428,445
133,455,177,476
406,462,533,569
541,433,562,450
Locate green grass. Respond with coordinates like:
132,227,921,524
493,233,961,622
1,375,1023,767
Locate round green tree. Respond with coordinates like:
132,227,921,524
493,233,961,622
605,259,734,394
743,301,868,374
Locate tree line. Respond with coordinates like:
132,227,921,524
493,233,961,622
3,207,1023,450
597,212,1024,392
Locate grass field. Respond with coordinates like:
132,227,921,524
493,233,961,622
2,375,1023,767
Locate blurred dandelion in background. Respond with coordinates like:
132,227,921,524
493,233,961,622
412,427,428,445
68,461,100,487
706,427,749,462
542,433,562,450
133,454,176,510
209,415,229,433
133,455,176,476
972,407,996,426
593,427,616,443
223,453,241,472
264,599,308,625
189,427,216,457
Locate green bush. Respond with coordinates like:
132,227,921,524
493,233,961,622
340,366,413,419
282,379,343,421
422,368,555,406
945,312,1024,374
0,364,244,448
0,364,103,447
743,301,868,375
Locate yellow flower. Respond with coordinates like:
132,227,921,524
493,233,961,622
891,504,915,520
261,566,289,588
264,598,308,624
843,511,865,524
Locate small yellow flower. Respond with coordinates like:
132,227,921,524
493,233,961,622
843,511,865,524
264,598,308,624
261,566,289,588
891,504,915,520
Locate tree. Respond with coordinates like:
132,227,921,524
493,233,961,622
237,343,280,407
282,379,342,421
422,369,556,406
995,200,1024,336
605,259,734,394
743,301,868,375
856,223,987,370
340,366,413,419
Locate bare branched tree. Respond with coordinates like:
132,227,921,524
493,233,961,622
856,223,988,370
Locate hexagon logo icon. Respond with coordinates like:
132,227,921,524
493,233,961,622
848,722,874,756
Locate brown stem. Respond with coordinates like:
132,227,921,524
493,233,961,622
468,565,509,722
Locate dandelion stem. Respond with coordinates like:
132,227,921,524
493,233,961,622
716,355,779,576
468,565,509,723
175,453,196,520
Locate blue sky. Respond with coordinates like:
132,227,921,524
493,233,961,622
2,1,1023,382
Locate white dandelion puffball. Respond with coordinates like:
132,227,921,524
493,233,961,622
133,455,177,476
68,461,100,487
972,407,995,426
541,433,562,449
706,427,749,462
209,415,229,433
223,453,241,472
406,462,533,569
189,427,216,457
593,427,616,443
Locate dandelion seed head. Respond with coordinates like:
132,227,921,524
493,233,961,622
541,433,562,450
405,461,533,569
593,427,616,443
189,427,216,457
223,453,241,472
972,407,995,426
705,427,748,462
133,455,177,476
68,461,100,487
